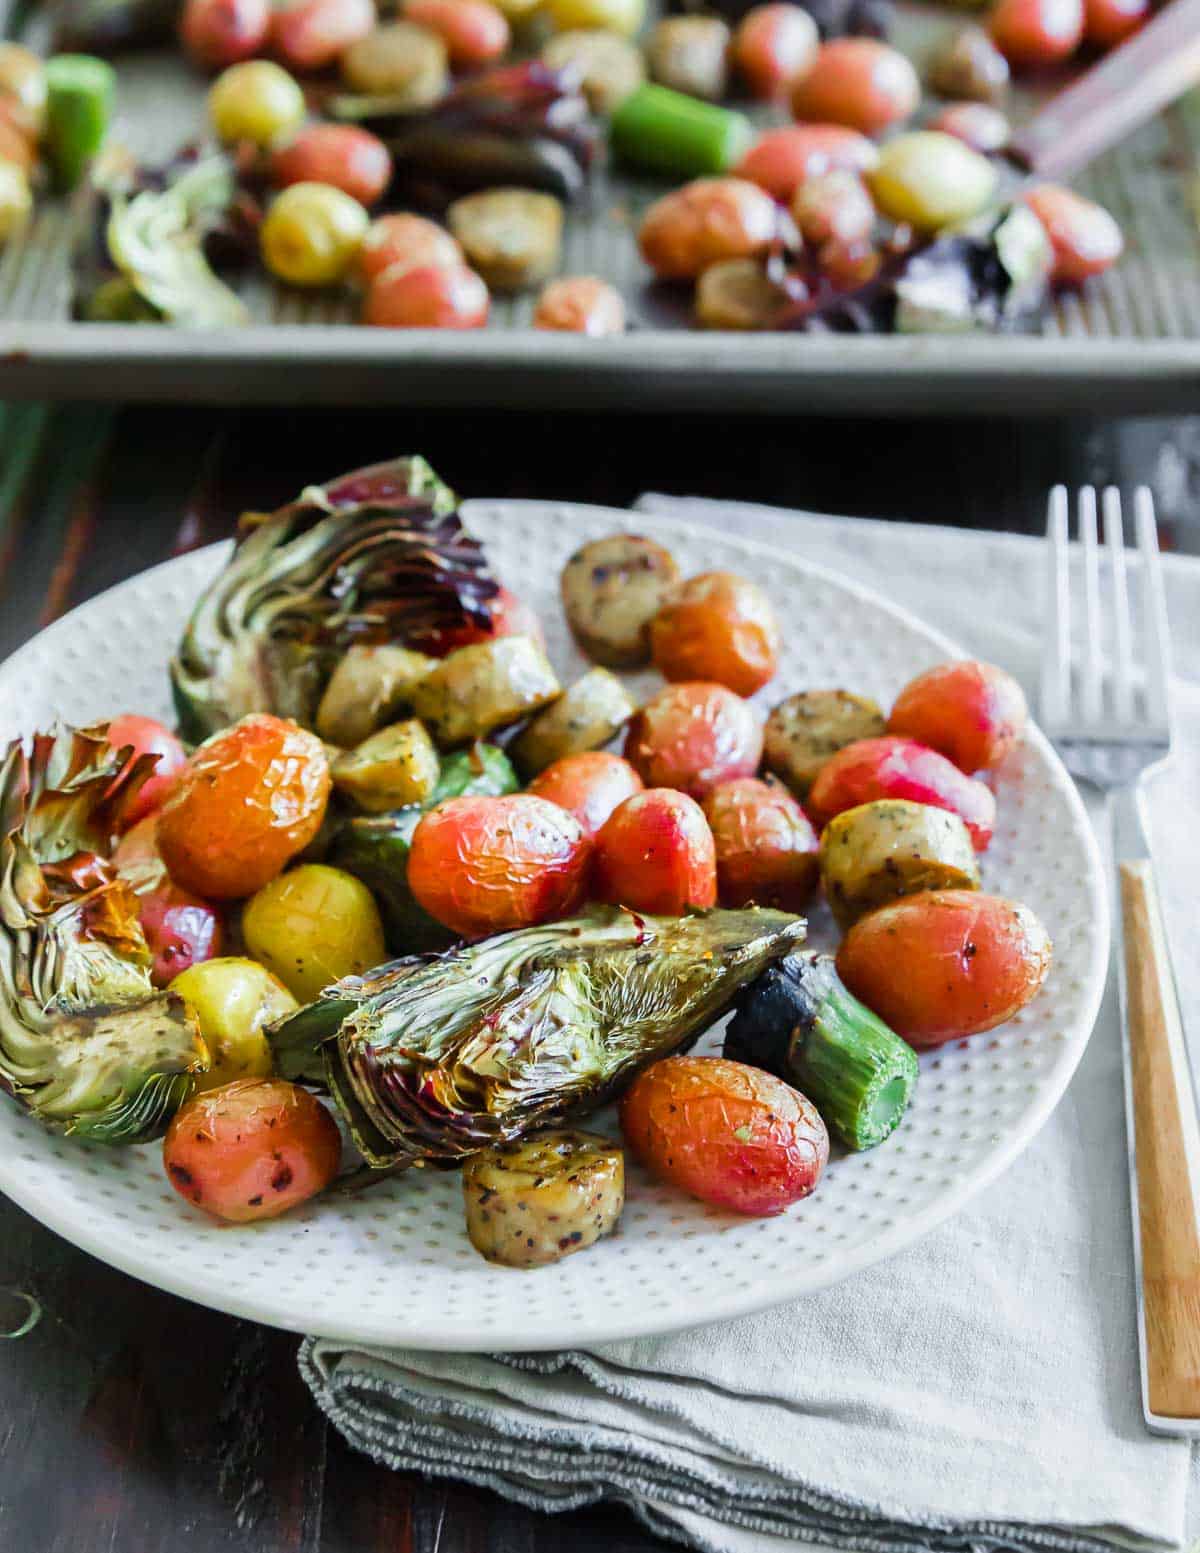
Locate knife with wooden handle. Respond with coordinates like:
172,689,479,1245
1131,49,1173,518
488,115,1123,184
1007,0,1200,183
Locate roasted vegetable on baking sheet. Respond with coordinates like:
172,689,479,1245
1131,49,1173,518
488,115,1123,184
0,725,208,1144
170,455,499,741
726,953,917,1149
268,904,806,1168
330,62,598,207
82,153,250,327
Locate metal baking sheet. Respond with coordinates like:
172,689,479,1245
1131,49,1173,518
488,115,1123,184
1,1,1199,411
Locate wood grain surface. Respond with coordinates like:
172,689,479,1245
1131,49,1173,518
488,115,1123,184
0,403,1197,1553
1122,860,1200,1420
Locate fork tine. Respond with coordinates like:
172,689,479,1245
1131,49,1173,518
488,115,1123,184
1103,488,1135,725
1078,486,1104,723
1134,486,1172,730
1041,485,1072,725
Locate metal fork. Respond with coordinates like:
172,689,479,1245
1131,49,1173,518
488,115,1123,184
1040,485,1199,1435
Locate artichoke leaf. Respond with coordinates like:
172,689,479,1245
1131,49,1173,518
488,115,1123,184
106,155,249,328
169,455,500,742
0,726,208,1145
271,905,806,1169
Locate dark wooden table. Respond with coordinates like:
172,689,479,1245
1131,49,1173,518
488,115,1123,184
1,402,1197,1553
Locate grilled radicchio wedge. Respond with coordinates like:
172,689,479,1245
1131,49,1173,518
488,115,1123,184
331,63,598,206
270,905,806,1168
0,726,208,1144
170,455,499,741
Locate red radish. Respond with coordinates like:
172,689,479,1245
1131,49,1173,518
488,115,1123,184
807,736,996,850
791,39,919,137
733,3,819,99
593,788,717,915
837,890,1053,1047
105,714,187,830
887,659,1028,773
271,125,391,207
527,752,644,836
180,0,270,67
988,0,1083,68
364,262,490,329
408,794,591,938
736,123,878,202
702,778,819,909
621,1056,828,1215
1024,185,1123,285
163,1079,342,1222
624,682,762,798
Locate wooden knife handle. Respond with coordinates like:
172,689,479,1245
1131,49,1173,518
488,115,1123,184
1121,859,1200,1420
1009,0,1200,182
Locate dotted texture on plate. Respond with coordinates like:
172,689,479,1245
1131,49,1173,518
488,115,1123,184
0,501,1108,1350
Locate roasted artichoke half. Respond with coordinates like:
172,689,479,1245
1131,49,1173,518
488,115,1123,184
170,455,499,742
270,905,806,1169
0,726,207,1144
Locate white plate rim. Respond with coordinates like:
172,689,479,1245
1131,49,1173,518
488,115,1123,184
0,503,1111,1349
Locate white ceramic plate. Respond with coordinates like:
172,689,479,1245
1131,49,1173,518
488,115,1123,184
0,500,1108,1350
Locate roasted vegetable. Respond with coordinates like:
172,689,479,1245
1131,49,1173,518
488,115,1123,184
45,54,114,192
527,751,643,836
647,16,731,101
169,455,496,742
511,668,636,777
329,807,447,953
463,1129,624,1266
620,1054,827,1214
269,905,805,1168
328,743,519,950
171,956,294,1091
315,644,435,748
625,681,761,797
156,714,331,900
837,890,1052,1048
561,533,680,669
331,62,598,207
341,21,449,104
163,1077,341,1221
101,154,249,327
242,865,387,1001
447,187,563,293
890,204,1052,335
594,788,717,915
887,658,1028,772
610,84,752,179
332,719,440,811
726,953,917,1149
762,689,885,799
650,571,780,697
410,635,561,746
540,29,644,116
819,798,980,929
408,793,591,938
807,736,996,850
0,726,208,1144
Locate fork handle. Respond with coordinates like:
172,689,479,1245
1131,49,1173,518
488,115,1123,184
1121,858,1200,1420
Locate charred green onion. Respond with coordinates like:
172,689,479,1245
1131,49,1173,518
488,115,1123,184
726,953,917,1150
44,54,114,191
610,85,752,179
